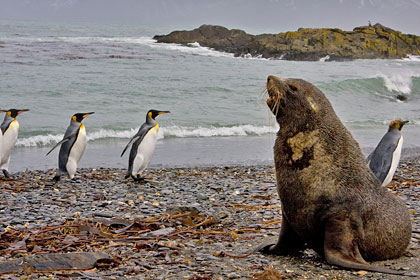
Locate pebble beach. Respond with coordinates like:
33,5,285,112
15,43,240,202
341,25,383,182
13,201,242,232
0,158,419,279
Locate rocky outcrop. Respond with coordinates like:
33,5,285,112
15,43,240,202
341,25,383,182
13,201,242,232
153,24,420,61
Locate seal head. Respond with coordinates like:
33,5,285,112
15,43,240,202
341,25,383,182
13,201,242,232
262,75,412,275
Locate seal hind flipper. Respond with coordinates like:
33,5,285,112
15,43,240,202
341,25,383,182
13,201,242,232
323,215,405,275
258,218,305,255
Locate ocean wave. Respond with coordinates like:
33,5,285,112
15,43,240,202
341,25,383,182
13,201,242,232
15,125,277,147
16,134,64,147
87,128,138,140
57,36,234,58
402,55,420,61
16,128,138,147
322,72,420,96
344,118,420,128
145,40,234,58
375,73,418,94
319,55,330,62
36,35,235,58
162,125,277,138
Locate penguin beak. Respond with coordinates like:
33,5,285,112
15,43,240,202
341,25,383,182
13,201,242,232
83,112,95,118
158,111,170,115
17,109,29,114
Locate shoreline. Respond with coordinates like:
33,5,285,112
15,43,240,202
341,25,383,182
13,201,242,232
8,135,277,173
7,128,420,173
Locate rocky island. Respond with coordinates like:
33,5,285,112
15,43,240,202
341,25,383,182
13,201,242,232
154,23,420,61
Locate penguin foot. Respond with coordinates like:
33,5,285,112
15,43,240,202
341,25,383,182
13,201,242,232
53,175,61,182
132,175,147,183
2,170,11,178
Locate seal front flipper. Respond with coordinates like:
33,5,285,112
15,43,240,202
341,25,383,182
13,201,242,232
258,218,305,255
323,215,405,275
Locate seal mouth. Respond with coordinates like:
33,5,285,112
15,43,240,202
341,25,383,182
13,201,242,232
266,76,285,116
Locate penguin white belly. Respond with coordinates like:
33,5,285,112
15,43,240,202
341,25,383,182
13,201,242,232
382,136,403,186
1,120,19,170
66,125,87,179
132,127,158,176
0,132,3,165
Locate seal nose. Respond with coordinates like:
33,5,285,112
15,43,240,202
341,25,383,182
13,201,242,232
267,75,275,83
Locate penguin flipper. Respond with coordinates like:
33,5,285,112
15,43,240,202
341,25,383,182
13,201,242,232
121,135,141,157
46,136,72,156
366,152,372,164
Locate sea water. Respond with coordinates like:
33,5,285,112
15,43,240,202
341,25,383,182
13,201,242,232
1,20,420,172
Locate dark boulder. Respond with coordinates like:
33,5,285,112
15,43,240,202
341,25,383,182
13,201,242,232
153,24,420,61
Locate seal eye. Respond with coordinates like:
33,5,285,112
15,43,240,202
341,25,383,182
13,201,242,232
289,85,298,92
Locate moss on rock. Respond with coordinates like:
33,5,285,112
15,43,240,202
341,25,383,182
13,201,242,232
153,23,420,61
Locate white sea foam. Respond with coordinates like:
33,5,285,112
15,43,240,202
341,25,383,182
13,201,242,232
87,128,137,140
402,54,420,61
319,55,330,62
161,124,277,138
373,70,420,94
16,134,64,147
4,35,271,60
16,125,277,147
56,36,156,45
188,42,201,47
145,39,234,58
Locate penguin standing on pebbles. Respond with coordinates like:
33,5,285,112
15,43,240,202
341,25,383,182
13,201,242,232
47,112,94,181
1,109,29,178
121,109,170,182
0,110,6,172
367,119,408,186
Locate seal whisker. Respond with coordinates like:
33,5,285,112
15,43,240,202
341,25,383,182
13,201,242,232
259,87,268,101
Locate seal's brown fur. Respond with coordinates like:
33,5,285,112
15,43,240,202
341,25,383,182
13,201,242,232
262,76,411,274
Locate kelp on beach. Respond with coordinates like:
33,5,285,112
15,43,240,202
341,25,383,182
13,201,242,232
0,163,419,279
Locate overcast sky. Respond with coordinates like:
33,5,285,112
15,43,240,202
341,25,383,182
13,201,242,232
1,0,420,35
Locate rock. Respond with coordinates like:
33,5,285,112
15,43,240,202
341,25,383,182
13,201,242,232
0,252,111,274
166,205,200,215
141,227,175,237
153,23,420,61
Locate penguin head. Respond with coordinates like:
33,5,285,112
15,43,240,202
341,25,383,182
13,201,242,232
147,110,170,120
388,119,409,131
72,112,95,122
7,109,29,118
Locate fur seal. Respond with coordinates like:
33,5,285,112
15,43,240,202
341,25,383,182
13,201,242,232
261,75,411,275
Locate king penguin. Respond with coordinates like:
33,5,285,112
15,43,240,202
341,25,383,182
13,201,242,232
367,119,408,186
121,109,170,182
1,109,29,178
0,110,6,173
46,112,94,181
